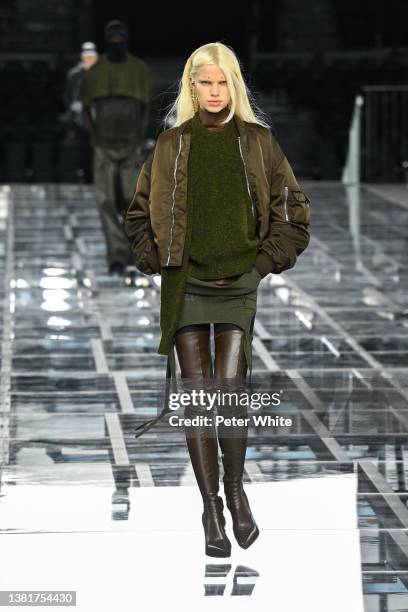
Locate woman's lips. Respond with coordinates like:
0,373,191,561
208,101,221,105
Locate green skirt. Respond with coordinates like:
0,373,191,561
134,266,261,439
167,266,262,380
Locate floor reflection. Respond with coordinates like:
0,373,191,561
0,182,408,610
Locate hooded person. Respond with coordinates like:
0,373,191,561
105,19,128,62
79,20,151,276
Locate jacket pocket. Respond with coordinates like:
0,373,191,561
283,186,311,226
136,236,161,275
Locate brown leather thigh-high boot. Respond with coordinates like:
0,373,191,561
175,324,231,558
214,324,259,549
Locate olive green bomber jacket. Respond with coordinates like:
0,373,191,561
124,114,311,278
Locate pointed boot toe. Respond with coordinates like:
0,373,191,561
224,479,259,549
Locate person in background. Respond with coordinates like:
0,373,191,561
63,42,98,141
79,20,151,276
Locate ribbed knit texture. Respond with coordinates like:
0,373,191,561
157,112,259,357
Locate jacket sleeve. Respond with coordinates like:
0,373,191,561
255,133,311,278
124,146,161,275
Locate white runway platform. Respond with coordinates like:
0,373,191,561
0,474,364,611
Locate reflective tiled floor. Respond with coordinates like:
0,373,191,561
0,182,408,610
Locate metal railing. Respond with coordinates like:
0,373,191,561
363,85,408,182
343,86,408,183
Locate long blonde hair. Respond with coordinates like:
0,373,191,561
164,42,270,129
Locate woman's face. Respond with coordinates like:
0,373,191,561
190,64,231,113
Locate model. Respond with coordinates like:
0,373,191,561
124,42,311,557
79,20,151,276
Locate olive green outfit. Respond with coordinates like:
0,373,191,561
159,111,262,381
79,53,150,266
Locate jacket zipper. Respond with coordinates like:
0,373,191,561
238,137,256,219
166,134,183,266
283,186,289,221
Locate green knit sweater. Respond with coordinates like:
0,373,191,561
157,112,259,357
187,112,259,278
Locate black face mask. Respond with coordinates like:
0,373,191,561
106,40,127,62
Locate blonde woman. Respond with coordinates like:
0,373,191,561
125,42,311,557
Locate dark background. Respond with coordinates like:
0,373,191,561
0,0,407,182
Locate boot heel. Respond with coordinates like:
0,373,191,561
202,496,231,557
